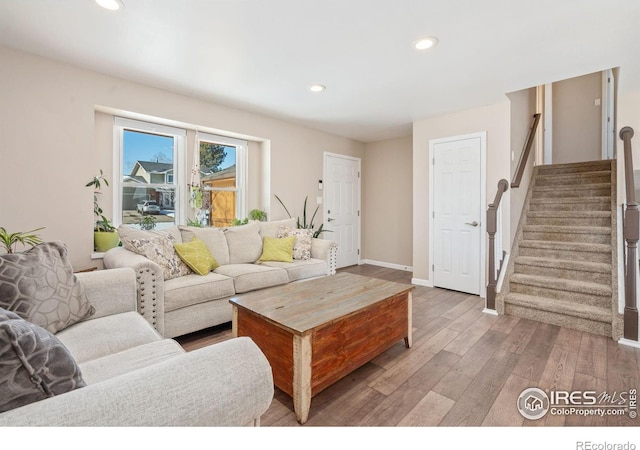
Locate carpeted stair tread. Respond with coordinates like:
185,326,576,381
533,183,610,192
527,211,611,218
522,225,611,235
509,273,612,297
534,171,612,186
529,196,610,204
536,160,612,175
513,256,610,274
504,292,612,323
518,239,610,253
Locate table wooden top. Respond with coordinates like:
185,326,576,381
229,272,415,335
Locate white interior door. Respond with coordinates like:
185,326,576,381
324,153,361,268
432,136,482,295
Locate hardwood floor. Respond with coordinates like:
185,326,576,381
176,264,640,427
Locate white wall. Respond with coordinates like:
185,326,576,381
0,46,365,269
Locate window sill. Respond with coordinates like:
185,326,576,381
91,252,105,260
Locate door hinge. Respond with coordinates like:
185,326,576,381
358,249,360,256
358,171,360,178
432,211,435,218
432,264,434,272
432,157,435,165
358,210,360,217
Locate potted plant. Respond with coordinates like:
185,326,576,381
86,170,119,252
0,227,45,254
274,194,329,238
249,209,268,222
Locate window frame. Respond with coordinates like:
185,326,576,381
114,117,186,227
197,132,248,223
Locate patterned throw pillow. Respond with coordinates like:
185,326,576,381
0,307,86,413
278,226,313,260
174,238,219,275
128,234,192,280
0,241,95,334
258,236,296,263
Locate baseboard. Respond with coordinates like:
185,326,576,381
482,308,499,316
360,259,413,272
618,338,640,349
411,278,433,287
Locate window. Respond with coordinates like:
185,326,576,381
115,118,185,229
197,133,247,227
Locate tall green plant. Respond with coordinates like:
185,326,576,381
0,227,45,254
274,194,329,238
86,169,116,232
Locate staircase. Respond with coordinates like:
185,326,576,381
498,159,621,338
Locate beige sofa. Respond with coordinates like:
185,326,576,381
0,267,274,426
104,219,338,338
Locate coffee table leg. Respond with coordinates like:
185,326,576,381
404,292,413,348
293,333,312,424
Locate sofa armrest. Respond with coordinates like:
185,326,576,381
0,337,274,426
75,268,137,319
311,238,338,275
103,247,166,336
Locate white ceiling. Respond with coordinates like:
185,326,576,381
1,0,638,143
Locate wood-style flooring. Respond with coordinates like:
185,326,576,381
176,264,640,427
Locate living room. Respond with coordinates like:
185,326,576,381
1,0,640,447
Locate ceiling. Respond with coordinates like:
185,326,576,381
0,0,638,143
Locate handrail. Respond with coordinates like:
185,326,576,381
511,113,541,188
621,126,639,342
486,179,509,311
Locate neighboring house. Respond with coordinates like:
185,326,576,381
123,161,175,211
201,165,236,227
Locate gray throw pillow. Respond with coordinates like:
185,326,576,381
0,241,95,334
0,307,86,413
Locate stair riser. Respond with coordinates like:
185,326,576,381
526,216,611,227
504,304,612,337
532,187,611,199
537,163,611,175
522,231,610,245
510,283,611,308
518,246,611,264
528,201,610,212
513,263,611,285
535,174,611,186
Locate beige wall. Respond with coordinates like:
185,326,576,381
0,46,364,269
412,101,511,284
552,71,603,164
507,87,537,247
362,136,412,268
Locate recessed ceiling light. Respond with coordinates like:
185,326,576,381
309,84,326,93
413,36,439,50
95,0,124,11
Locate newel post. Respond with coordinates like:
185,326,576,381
486,179,509,312
621,126,639,341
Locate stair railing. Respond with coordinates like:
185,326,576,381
511,113,541,188
621,126,639,341
486,179,509,311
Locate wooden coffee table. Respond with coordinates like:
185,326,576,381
229,272,415,424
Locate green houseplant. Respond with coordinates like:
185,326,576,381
274,194,329,238
86,169,120,252
0,227,45,254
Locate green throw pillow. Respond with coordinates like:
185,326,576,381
174,238,219,275
258,236,296,263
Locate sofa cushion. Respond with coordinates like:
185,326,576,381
0,241,95,334
178,226,230,266
278,226,313,260
118,225,183,252
214,264,288,294
261,258,329,282
79,339,185,384
0,308,86,413
258,236,296,263
224,222,263,264
174,238,219,275
128,234,192,280
56,311,162,364
164,272,235,312
257,218,297,238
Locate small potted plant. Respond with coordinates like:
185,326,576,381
86,170,120,252
0,227,45,254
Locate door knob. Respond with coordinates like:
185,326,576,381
465,221,479,227
327,218,335,222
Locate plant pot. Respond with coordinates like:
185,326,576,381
94,231,120,252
